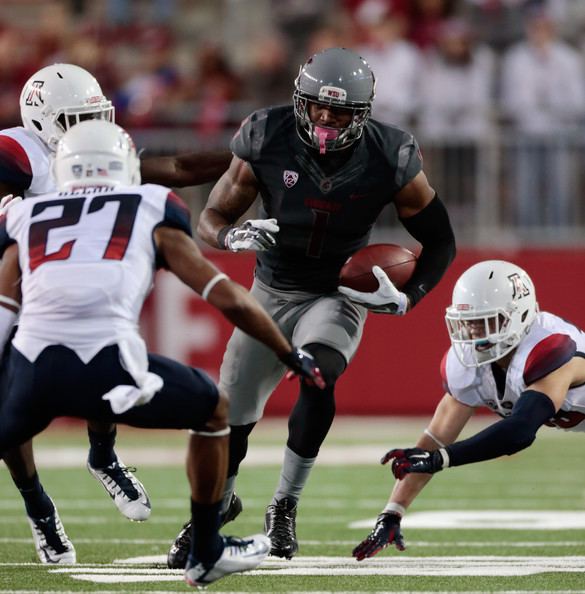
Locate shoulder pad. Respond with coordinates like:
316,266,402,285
523,333,577,386
0,134,32,190
230,108,270,162
163,190,192,237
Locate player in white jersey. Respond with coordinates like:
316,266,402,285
352,260,585,560
0,63,233,563
0,120,323,585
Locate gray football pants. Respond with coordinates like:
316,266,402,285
219,277,367,425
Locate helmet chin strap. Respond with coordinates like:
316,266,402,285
314,126,339,154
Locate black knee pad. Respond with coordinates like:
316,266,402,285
303,343,346,385
227,422,256,477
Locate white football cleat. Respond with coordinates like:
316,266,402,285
184,534,271,588
27,503,76,564
87,459,151,521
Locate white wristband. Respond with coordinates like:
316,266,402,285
382,502,406,517
201,273,229,301
438,447,450,468
0,294,20,311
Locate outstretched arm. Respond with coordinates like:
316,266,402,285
385,394,475,507
352,394,473,560
140,150,232,187
387,357,585,478
154,226,324,387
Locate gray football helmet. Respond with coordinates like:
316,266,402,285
293,47,375,153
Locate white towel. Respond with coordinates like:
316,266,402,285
102,335,163,414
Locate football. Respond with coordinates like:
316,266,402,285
339,243,417,292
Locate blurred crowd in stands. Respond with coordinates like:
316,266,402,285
1,0,585,138
1,0,585,230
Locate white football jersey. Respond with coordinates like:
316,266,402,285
0,183,192,363
0,126,56,196
442,312,585,432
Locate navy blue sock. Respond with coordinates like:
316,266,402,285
190,499,224,565
13,473,54,519
87,427,117,468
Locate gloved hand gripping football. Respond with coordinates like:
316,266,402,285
338,266,409,315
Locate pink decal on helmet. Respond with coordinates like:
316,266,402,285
315,126,339,154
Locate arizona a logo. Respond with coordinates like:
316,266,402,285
508,273,530,299
25,81,45,107
283,170,299,188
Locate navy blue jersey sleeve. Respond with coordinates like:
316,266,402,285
229,109,269,163
162,191,192,236
0,135,33,192
0,214,16,258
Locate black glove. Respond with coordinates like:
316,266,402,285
281,347,325,389
352,512,405,561
381,447,446,480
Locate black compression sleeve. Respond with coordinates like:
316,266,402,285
446,390,556,467
399,194,456,307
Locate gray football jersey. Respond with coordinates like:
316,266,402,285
230,105,423,292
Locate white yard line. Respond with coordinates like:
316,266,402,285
40,556,585,582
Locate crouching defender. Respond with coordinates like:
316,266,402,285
0,120,324,586
353,260,585,560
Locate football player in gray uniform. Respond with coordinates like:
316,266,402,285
164,47,456,564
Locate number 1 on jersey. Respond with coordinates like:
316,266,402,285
307,208,329,258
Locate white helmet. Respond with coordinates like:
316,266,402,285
20,63,114,151
54,120,141,190
445,260,538,367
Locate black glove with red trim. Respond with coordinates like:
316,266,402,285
381,447,446,480
352,512,405,560
281,347,325,389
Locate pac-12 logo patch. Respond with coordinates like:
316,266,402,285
283,170,299,188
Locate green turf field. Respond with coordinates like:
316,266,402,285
1,417,585,593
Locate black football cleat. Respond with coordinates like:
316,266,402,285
220,491,243,527
167,493,243,569
264,497,298,559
